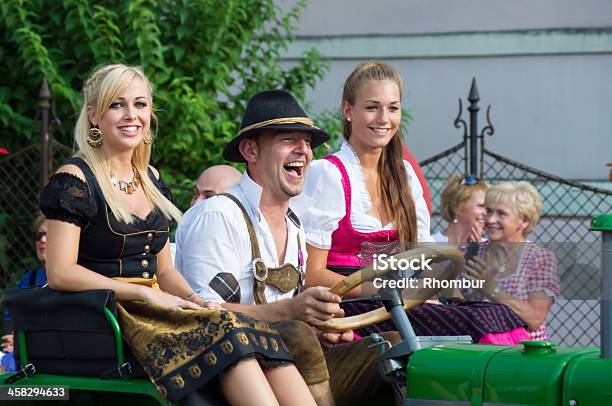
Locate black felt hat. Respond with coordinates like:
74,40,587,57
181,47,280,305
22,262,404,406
223,90,330,163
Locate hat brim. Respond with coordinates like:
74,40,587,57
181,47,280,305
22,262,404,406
223,123,331,163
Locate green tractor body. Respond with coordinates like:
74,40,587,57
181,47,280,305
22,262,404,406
404,341,612,405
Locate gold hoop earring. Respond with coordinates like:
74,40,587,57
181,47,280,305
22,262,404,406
143,130,153,145
87,127,103,148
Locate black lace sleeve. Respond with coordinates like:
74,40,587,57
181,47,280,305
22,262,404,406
39,173,97,228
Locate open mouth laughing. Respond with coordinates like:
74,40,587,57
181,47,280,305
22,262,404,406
283,161,305,180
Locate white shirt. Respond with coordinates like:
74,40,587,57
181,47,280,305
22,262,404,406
302,141,434,249
175,172,312,304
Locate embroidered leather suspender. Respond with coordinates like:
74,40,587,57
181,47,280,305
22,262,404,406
218,193,304,304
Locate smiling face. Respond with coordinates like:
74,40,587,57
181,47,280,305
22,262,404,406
89,79,151,153
485,199,528,243
457,189,486,230
343,80,401,153
241,131,313,203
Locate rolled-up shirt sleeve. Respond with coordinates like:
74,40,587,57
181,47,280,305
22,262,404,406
175,204,250,302
404,161,434,243
302,159,346,249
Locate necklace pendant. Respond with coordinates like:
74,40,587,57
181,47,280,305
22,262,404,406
110,168,139,195
497,264,506,274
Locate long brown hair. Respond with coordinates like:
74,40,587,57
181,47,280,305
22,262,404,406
342,62,417,245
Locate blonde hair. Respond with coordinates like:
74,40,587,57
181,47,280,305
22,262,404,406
440,176,488,222
485,181,542,235
342,62,417,245
74,64,181,224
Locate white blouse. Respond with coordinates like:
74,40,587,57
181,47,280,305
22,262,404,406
303,141,434,249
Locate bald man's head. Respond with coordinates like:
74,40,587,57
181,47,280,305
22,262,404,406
191,165,242,206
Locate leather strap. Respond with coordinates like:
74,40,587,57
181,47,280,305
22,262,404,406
218,193,303,304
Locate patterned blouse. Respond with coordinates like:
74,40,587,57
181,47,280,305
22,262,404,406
469,241,560,340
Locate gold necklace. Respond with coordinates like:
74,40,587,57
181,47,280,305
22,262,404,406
110,167,139,195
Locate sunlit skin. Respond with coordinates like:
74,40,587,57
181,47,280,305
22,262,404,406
85,80,156,219
87,79,153,207
461,190,486,232
241,131,313,207
446,189,486,243
484,200,528,243
88,80,151,155
342,79,401,156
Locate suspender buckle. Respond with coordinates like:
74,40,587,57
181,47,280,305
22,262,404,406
252,258,268,281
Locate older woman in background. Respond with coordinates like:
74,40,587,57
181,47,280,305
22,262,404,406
433,175,487,244
464,181,560,340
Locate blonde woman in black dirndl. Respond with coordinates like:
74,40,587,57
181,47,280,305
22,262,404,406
40,64,314,406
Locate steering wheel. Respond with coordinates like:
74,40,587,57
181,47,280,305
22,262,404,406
318,244,464,332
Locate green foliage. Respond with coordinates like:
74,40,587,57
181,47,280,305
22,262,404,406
311,109,343,159
0,0,328,210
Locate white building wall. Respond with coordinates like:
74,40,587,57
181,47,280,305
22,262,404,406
280,0,612,36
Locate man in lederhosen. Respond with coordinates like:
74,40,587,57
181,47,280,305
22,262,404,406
176,90,399,405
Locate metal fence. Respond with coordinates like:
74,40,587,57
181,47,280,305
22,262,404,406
420,79,612,346
0,140,71,293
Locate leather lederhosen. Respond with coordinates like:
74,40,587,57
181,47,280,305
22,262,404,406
219,193,304,304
